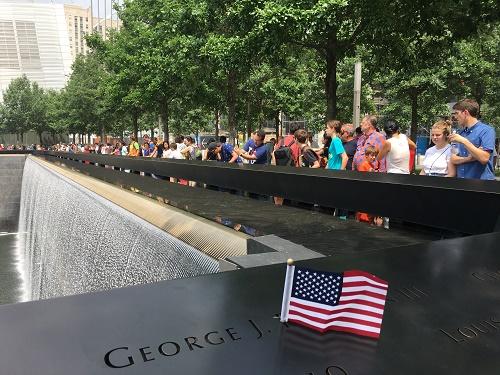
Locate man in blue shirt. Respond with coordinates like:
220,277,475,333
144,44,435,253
449,99,496,180
219,136,240,163
235,130,268,165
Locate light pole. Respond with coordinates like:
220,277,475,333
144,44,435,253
90,0,93,32
104,0,107,40
352,61,362,129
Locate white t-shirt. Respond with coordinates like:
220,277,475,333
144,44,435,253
386,134,410,174
423,145,451,176
167,150,184,160
177,143,186,152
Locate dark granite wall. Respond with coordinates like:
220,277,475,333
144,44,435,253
0,155,26,232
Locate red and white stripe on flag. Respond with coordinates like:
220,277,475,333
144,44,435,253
287,270,388,339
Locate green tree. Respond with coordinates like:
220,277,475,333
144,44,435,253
202,0,267,142
253,0,404,120
63,54,109,142
448,23,499,126
255,0,499,125
30,82,50,143
0,75,34,141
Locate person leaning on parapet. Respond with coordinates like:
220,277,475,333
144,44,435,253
128,136,140,157
340,123,357,171
352,115,386,172
235,130,269,165
273,123,301,167
295,129,320,168
272,124,301,205
265,137,277,165
175,135,186,153
377,120,416,175
448,99,496,180
420,120,456,177
206,142,222,161
219,136,240,163
324,120,348,170
181,136,198,160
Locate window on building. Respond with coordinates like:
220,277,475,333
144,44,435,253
0,20,19,69
16,21,40,69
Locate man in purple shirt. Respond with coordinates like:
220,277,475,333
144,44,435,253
353,115,386,172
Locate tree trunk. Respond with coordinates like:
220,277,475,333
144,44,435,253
214,110,219,138
409,89,418,141
72,133,76,144
227,70,237,144
159,102,169,143
150,127,154,139
38,131,43,145
325,35,339,120
274,111,280,138
474,91,483,118
100,124,105,145
246,100,252,138
132,112,139,139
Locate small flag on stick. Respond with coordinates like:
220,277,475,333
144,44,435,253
280,261,388,339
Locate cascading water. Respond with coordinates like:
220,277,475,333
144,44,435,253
18,157,219,301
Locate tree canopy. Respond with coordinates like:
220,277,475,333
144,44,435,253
1,0,498,144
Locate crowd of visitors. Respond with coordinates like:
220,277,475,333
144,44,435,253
1,99,497,223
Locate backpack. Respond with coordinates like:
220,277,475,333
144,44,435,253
274,138,296,166
300,145,320,168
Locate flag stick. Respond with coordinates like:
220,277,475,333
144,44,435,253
280,258,295,323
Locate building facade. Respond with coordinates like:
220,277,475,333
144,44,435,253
63,4,120,60
0,1,72,101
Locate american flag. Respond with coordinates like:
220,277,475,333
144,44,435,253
283,267,388,339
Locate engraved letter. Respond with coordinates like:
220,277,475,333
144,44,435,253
326,365,349,374
472,272,486,281
185,336,204,350
482,320,499,330
490,317,500,327
470,323,489,334
458,327,477,338
440,329,465,343
104,347,135,369
249,319,263,339
139,347,155,362
205,331,225,345
226,328,242,341
158,341,181,357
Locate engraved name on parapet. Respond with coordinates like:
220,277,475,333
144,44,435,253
104,320,268,369
471,269,500,282
386,284,429,304
440,316,500,343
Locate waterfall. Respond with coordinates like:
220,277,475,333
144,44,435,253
18,157,218,301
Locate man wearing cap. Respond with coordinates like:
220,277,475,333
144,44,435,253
207,139,241,163
205,142,221,161
219,136,240,163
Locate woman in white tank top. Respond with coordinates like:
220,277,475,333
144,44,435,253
420,120,456,177
377,121,416,174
